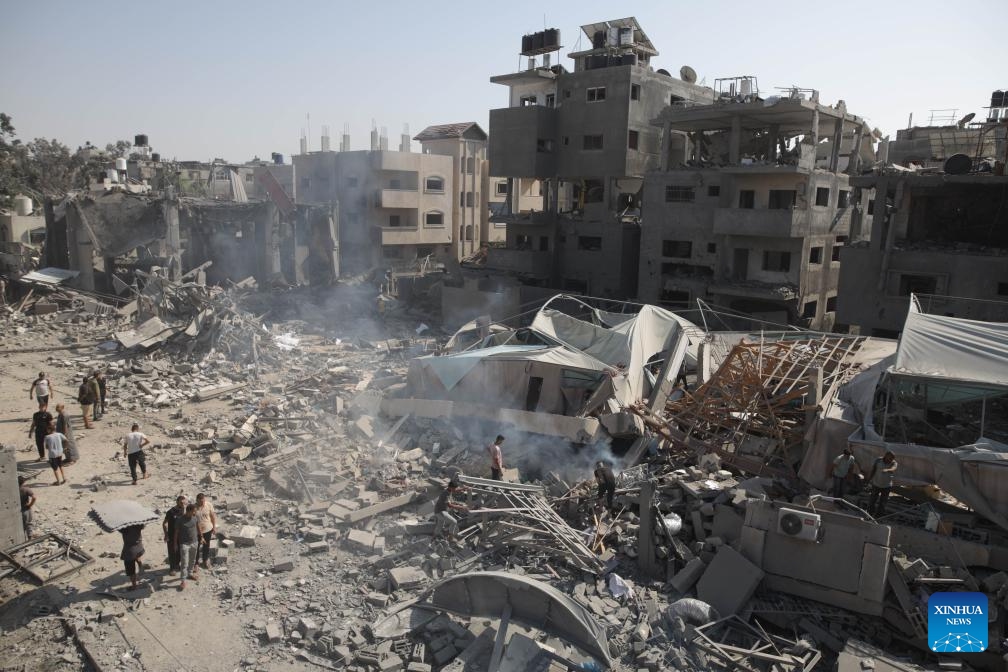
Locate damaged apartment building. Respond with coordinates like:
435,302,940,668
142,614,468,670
293,124,503,276
482,17,715,300
637,81,878,331
838,91,1008,336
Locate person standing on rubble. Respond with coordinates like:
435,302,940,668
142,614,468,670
27,405,54,461
77,374,96,429
193,493,217,569
87,372,102,421
120,524,145,591
29,372,52,411
174,503,200,589
829,447,859,499
122,423,150,484
433,475,469,540
19,476,36,540
867,451,898,517
487,434,505,481
594,461,617,513
163,495,188,572
54,404,78,465
96,370,108,418
43,422,68,485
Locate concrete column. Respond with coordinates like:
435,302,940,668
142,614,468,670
829,119,844,173
660,121,672,170
67,204,95,292
809,108,820,166
697,341,713,385
846,123,866,176
163,198,181,281
768,124,780,162
729,115,741,165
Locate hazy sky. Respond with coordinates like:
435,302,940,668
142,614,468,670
3,0,1005,162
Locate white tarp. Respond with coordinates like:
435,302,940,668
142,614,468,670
892,299,1008,387
415,344,609,392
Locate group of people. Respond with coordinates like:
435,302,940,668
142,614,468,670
829,447,899,516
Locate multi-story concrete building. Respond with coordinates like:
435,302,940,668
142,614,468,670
638,85,877,330
413,123,505,259
484,17,715,298
837,93,1008,335
293,148,453,275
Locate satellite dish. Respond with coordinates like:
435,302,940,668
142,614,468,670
656,68,671,77
957,112,976,128
680,65,698,83
944,153,972,175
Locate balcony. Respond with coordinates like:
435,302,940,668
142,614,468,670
377,188,419,209
380,225,450,246
371,151,420,172
488,106,557,178
713,208,804,238
483,248,552,278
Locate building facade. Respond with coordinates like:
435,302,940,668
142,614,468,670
638,89,877,330
484,17,715,298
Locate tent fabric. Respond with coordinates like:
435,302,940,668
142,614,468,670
892,301,1008,387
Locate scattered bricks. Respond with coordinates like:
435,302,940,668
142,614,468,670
389,566,427,591
298,617,318,639
214,546,229,563
265,623,283,644
273,560,296,572
410,643,426,662
345,529,377,553
233,525,261,547
373,536,387,554
378,655,404,671
366,592,390,608
306,541,329,554
332,645,352,664
221,538,235,549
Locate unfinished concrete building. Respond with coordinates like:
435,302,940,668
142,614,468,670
484,17,715,298
638,83,877,330
838,93,1008,335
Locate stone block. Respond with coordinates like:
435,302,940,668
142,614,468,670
233,525,261,547
669,557,706,594
696,546,764,616
265,623,283,643
273,560,296,573
345,529,377,553
307,541,329,554
389,566,427,590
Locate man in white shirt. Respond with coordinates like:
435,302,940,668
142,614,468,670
29,372,52,411
122,423,151,485
829,447,859,499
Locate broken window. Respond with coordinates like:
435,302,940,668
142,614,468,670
738,190,755,209
388,215,402,228
577,236,602,251
525,377,544,411
768,189,796,210
802,300,818,319
424,212,444,227
707,242,717,254
545,93,555,108
670,94,685,105
838,190,850,208
898,274,938,296
515,234,531,249
808,246,823,264
662,240,693,258
630,84,640,101
537,138,554,153
708,185,720,197
665,186,695,203
831,244,842,262
826,295,838,312
763,250,791,272
425,176,444,192
586,86,606,102
867,198,875,215
495,182,508,196
815,187,830,207
583,135,604,150
628,130,639,150
245,173,254,183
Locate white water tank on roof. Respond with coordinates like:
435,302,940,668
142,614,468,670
115,157,128,172
13,194,32,216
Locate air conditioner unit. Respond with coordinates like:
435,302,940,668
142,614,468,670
776,508,822,542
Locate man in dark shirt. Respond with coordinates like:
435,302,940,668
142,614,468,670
434,475,468,540
119,525,145,590
162,496,187,572
28,408,53,461
174,504,201,589
96,371,108,416
594,461,617,514
19,476,35,539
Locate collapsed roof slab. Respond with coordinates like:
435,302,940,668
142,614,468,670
652,98,866,136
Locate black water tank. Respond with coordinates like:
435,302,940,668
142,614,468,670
522,34,533,53
151,153,160,162
134,134,148,147
623,53,638,66
532,31,545,50
944,153,972,175
992,90,1005,108
544,28,559,47
593,30,605,48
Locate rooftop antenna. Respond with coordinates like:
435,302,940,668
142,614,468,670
306,113,311,152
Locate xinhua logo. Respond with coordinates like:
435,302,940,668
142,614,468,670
928,592,987,653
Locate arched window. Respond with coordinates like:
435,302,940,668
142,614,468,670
424,211,444,227
465,225,474,241
424,176,445,192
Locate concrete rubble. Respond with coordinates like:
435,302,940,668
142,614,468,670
1,280,1006,672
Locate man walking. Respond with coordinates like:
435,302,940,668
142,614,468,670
27,406,53,461
829,447,859,499
77,375,96,429
119,524,145,591
29,372,52,411
44,423,68,485
19,476,35,540
54,404,78,465
194,493,216,569
594,461,617,513
122,423,150,484
867,451,898,517
88,372,102,421
96,370,108,417
174,504,200,589
487,435,505,481
163,495,187,572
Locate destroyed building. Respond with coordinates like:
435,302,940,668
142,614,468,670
638,81,878,330
837,92,1008,335
482,17,715,299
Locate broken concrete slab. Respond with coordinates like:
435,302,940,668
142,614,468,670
696,546,764,616
669,557,706,594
